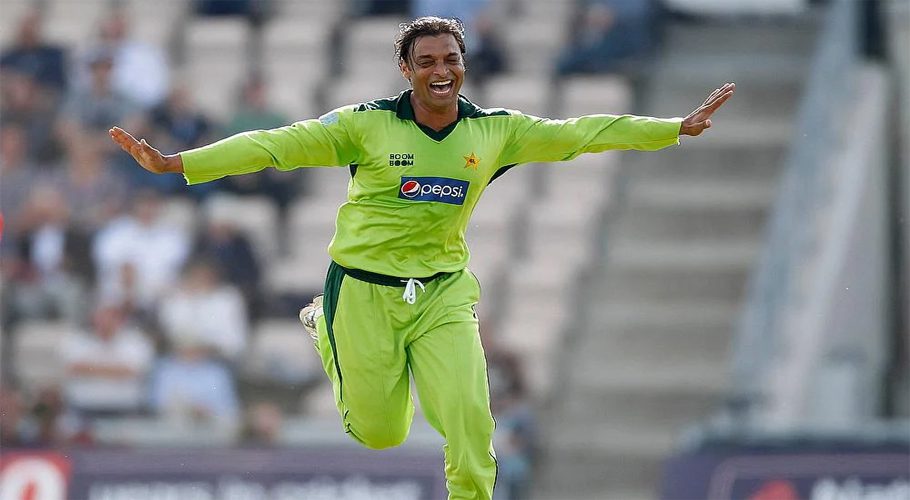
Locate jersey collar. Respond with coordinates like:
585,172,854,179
396,89,479,142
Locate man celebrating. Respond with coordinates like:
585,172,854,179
110,16,733,500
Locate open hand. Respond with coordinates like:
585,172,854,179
680,82,735,137
109,126,183,174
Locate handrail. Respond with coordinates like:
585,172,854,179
731,0,858,419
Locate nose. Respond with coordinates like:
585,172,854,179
433,60,447,77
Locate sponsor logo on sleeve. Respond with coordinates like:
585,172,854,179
318,112,339,126
398,177,469,205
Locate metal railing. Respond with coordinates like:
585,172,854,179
731,0,859,420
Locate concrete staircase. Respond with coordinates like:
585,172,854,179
534,18,819,500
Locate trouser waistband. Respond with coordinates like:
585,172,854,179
335,261,451,287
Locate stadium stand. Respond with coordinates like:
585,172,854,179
3,1,904,500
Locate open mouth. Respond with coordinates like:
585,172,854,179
429,79,454,96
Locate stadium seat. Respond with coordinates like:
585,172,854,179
274,0,346,21
501,18,567,76
204,194,280,260
483,75,552,117
558,75,632,118
322,74,404,111
121,0,187,46
159,197,199,235
43,0,108,50
514,0,575,22
342,16,406,80
243,319,321,384
185,17,251,59
92,417,237,447
262,18,332,115
12,321,69,393
0,2,32,46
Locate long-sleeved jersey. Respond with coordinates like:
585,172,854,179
181,90,682,277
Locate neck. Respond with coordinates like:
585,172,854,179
409,93,458,131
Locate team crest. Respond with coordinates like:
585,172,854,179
463,152,480,170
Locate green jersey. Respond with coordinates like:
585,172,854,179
181,90,681,277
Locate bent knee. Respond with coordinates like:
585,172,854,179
358,432,408,450
351,425,409,450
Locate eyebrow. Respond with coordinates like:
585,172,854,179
415,52,460,60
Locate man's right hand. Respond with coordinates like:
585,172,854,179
109,126,183,174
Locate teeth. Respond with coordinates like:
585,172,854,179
430,80,452,87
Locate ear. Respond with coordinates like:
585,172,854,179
399,59,412,83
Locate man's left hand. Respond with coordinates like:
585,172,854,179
680,82,735,137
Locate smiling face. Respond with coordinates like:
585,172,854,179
400,34,465,114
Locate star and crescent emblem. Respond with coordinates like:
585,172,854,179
463,152,480,170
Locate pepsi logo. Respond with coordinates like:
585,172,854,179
398,176,469,205
401,180,421,198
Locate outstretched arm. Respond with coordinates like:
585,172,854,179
109,126,184,174
679,82,735,137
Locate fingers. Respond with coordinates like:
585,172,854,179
704,89,734,114
108,127,163,171
703,82,735,106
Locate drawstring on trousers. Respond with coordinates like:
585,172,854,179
401,278,426,304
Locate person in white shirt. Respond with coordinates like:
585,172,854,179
59,302,154,415
95,9,170,109
92,190,190,312
158,258,249,362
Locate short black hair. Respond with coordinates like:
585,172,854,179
395,16,466,66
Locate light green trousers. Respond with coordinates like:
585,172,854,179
315,261,498,500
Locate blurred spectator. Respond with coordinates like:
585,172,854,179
220,75,299,216
92,190,191,314
57,48,145,155
0,10,68,95
30,387,79,446
151,84,215,152
468,13,508,84
147,84,220,197
487,346,537,500
412,0,488,26
93,8,170,109
195,217,263,317
556,0,655,76
5,184,93,324
353,0,410,16
50,141,129,233
410,2,507,85
239,401,284,446
223,74,289,134
158,258,249,362
1,68,65,165
0,384,40,447
0,123,45,248
59,302,155,416
149,335,240,424
194,0,270,22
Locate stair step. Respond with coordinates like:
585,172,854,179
591,300,738,324
551,422,677,456
651,79,804,119
556,387,721,433
624,144,786,183
579,324,732,367
610,240,759,269
600,265,750,302
661,21,820,58
535,447,664,497
625,180,777,210
612,205,769,241
569,360,729,393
